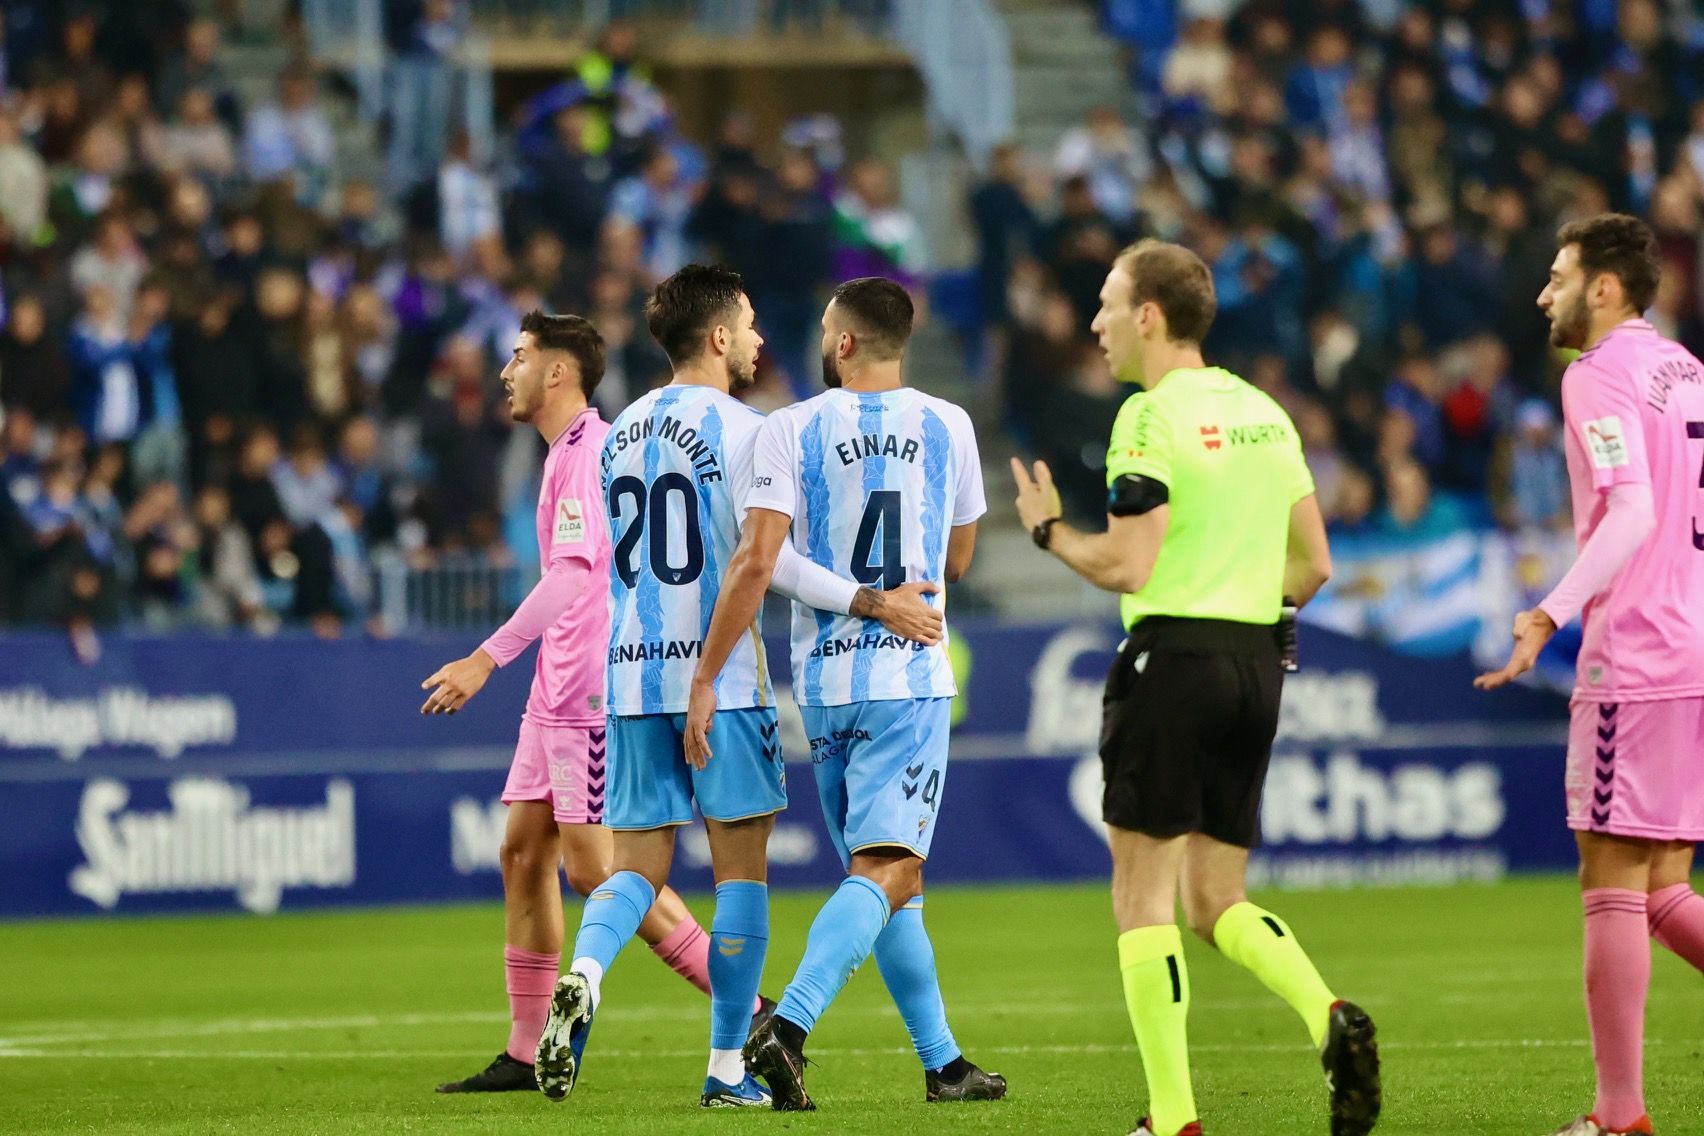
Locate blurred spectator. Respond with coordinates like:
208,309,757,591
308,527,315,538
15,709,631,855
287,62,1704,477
243,63,335,209
0,295,71,423
70,211,147,322
833,158,923,289
522,104,613,255
157,18,241,133
609,144,697,280
189,483,265,629
1493,399,1569,534
969,143,1040,331
1052,106,1151,227
749,148,833,395
436,132,501,259
272,424,340,530
1374,456,1469,541
386,0,467,193
0,107,48,244
157,86,239,188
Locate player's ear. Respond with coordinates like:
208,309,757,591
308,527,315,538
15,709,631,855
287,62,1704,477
711,322,730,356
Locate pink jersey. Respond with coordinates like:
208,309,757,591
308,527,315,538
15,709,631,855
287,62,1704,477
515,408,613,726
1559,319,1704,702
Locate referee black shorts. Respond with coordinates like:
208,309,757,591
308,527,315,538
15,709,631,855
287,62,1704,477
1098,616,1283,849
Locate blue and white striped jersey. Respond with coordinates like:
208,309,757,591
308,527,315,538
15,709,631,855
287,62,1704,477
746,387,985,708
602,384,773,715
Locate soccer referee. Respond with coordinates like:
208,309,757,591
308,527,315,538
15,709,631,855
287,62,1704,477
1011,240,1381,1136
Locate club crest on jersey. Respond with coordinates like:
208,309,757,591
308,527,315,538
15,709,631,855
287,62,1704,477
1584,417,1628,470
1200,424,1223,451
554,497,586,544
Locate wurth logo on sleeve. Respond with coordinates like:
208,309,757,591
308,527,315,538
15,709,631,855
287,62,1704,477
1200,424,1223,451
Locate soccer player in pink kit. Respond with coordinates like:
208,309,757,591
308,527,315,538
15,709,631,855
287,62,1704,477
423,312,743,1093
1478,215,1704,1136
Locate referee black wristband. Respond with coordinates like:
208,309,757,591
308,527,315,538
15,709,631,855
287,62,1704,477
1032,516,1062,550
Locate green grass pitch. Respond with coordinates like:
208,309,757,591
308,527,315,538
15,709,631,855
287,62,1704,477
2,876,1700,1135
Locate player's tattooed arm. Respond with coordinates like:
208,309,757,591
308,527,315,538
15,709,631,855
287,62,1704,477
851,584,944,646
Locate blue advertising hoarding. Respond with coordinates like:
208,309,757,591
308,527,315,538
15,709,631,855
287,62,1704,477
0,620,1572,917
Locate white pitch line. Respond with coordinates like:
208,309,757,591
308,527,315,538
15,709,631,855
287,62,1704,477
0,989,1552,1051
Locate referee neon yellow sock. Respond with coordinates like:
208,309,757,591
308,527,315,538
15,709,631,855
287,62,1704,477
1212,902,1336,1048
1117,924,1197,1135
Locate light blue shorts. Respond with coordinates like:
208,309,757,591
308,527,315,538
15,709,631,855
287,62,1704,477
800,697,951,863
605,707,786,830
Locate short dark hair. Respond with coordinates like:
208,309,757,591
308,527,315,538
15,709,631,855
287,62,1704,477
1114,239,1217,344
1557,213,1660,313
519,309,605,398
644,264,745,367
829,277,914,359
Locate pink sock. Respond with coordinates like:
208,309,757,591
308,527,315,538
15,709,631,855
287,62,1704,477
504,946,559,1063
650,916,764,1013
1582,889,1650,1131
1648,883,1704,973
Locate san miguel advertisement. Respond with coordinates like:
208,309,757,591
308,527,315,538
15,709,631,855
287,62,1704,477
0,620,1571,918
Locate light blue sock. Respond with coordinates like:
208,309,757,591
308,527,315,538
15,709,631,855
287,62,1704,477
874,898,961,1070
775,875,891,1034
709,880,769,1051
570,870,655,976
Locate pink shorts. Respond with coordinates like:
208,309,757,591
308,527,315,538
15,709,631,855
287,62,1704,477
501,719,606,825
1565,698,1704,841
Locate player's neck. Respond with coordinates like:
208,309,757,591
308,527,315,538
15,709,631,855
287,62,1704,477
1136,343,1206,390
839,363,904,393
670,360,731,394
1583,309,1643,351
536,395,587,445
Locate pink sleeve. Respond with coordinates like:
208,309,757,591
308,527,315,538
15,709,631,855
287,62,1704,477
1562,360,1650,491
480,558,588,667
1537,483,1656,628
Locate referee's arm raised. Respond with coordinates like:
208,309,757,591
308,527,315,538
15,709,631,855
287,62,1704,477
1010,457,1166,595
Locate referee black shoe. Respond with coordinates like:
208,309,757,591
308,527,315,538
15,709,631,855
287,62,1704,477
1321,999,1381,1136
925,1058,1008,1102
434,1051,534,1093
743,1017,815,1111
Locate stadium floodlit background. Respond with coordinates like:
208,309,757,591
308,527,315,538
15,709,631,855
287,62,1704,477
0,1,1701,1133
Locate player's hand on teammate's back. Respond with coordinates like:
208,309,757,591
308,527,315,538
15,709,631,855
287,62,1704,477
869,581,945,646
1474,608,1558,690
1010,457,1063,530
420,649,497,714
683,680,716,770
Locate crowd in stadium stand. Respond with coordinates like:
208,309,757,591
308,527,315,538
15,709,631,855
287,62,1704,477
0,4,918,637
983,0,1704,544
2,1,1702,640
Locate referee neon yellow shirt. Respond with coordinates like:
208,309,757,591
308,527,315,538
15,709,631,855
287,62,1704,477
1105,366,1315,630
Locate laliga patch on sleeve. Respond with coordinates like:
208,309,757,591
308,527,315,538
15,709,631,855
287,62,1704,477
554,497,586,544
1584,416,1628,470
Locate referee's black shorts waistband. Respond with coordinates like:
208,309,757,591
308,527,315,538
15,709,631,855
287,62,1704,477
1123,615,1278,655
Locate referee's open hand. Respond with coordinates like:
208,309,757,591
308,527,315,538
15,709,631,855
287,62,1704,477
1474,608,1558,690
1010,458,1062,531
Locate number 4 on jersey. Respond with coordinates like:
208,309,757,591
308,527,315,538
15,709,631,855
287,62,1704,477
851,490,904,590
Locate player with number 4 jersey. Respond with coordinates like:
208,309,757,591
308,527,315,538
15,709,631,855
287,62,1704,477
536,267,946,1111
687,278,1005,1112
